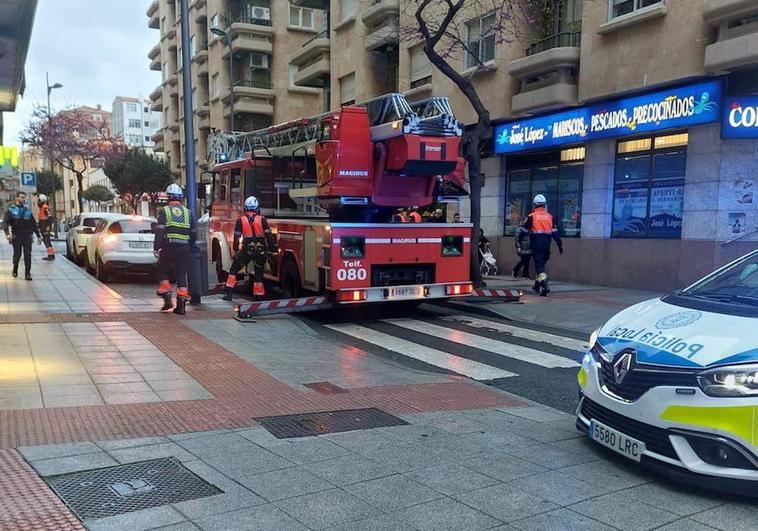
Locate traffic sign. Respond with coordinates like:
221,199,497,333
20,171,37,188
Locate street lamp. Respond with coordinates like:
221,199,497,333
46,72,63,237
210,26,235,132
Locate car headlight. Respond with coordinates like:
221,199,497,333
589,328,599,350
698,364,758,397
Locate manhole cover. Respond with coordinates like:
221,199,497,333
45,458,222,521
303,381,349,395
256,407,409,438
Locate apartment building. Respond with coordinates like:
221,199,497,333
111,96,161,152
151,0,758,290
147,0,325,183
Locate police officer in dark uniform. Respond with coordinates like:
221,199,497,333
222,196,277,301
3,191,41,280
154,184,197,314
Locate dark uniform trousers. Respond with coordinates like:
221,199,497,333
158,244,190,290
12,236,33,274
229,240,267,287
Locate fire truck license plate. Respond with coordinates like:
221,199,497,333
389,286,423,299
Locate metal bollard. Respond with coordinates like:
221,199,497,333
188,245,208,305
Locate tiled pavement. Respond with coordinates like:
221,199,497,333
0,240,750,530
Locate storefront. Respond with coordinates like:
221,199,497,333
490,78,757,290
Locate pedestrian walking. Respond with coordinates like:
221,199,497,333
3,191,41,281
511,221,531,279
37,194,55,261
222,196,277,301
154,184,197,315
523,194,562,296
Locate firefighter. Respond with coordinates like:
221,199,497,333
222,196,277,302
523,194,562,296
408,207,422,223
3,191,41,280
154,183,196,314
37,194,55,260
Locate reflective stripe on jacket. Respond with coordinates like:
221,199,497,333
163,205,191,243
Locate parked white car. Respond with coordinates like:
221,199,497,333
66,213,122,266
84,215,158,282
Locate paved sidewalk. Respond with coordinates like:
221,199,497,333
0,239,750,530
459,276,660,334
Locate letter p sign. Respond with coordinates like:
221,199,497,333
21,171,37,188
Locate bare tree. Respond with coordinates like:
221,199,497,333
21,106,120,213
402,0,534,286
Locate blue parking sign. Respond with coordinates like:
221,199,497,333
21,171,37,187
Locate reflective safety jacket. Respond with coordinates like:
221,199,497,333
38,203,51,221
524,206,562,252
154,202,197,250
408,211,422,223
3,204,40,238
233,213,275,252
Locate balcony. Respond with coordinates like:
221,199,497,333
151,130,165,152
147,0,159,29
363,0,400,51
290,31,330,88
703,0,758,73
196,103,211,130
192,42,208,64
196,57,209,77
190,0,206,10
149,85,163,101
508,31,581,115
289,0,328,9
223,80,275,117
223,32,274,58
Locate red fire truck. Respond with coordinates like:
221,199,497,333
207,93,472,307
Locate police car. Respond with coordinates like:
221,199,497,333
577,249,758,493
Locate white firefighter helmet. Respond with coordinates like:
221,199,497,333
244,196,259,211
166,183,184,201
38,194,48,202
533,194,547,206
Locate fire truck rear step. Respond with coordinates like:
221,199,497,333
235,295,333,320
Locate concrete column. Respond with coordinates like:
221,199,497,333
458,154,504,237
579,138,615,239
681,123,721,241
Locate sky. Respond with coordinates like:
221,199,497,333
3,0,161,147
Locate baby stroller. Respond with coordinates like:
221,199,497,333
479,243,499,276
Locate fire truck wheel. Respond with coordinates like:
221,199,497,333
281,259,302,299
214,258,228,283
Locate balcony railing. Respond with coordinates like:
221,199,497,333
302,28,329,47
526,30,581,56
228,13,273,27
234,79,273,90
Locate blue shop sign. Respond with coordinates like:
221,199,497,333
722,96,758,138
494,79,723,154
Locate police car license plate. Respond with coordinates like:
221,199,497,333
389,286,423,299
129,242,152,249
589,419,645,462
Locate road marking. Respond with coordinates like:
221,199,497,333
385,319,580,369
325,323,516,381
440,315,588,352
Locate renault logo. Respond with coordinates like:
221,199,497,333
613,352,633,384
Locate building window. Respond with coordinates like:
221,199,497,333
340,72,356,105
410,45,432,89
505,148,584,237
211,74,220,99
609,0,662,20
144,106,149,113
128,134,142,144
210,13,220,37
145,136,151,142
177,48,183,70
464,11,497,70
612,132,687,239
126,103,138,113
128,119,141,128
339,0,356,20
162,62,169,82
289,3,314,29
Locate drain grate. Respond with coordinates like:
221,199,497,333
256,407,409,438
45,458,222,521
303,381,349,395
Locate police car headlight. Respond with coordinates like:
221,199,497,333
589,328,599,350
698,364,758,397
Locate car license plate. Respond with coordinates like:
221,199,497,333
129,242,152,249
388,286,423,299
589,419,645,462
